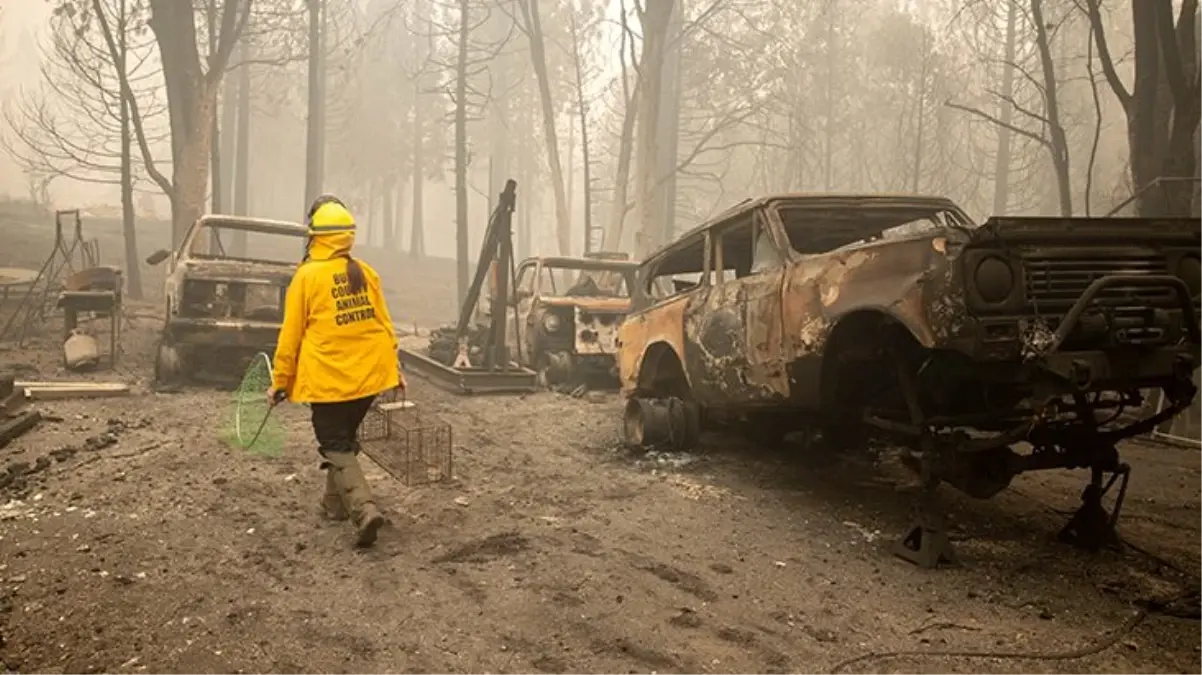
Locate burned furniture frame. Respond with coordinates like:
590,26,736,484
0,210,101,346
618,194,1202,568
57,266,124,369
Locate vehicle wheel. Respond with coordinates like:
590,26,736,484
622,398,651,449
538,350,574,388
671,398,702,452
622,396,700,452
154,336,185,387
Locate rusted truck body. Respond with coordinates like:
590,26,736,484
148,215,307,384
503,255,639,385
618,193,1200,565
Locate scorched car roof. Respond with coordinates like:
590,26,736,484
196,214,307,236
523,256,640,270
646,193,967,264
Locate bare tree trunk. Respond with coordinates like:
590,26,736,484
382,182,395,250
219,67,237,211
822,7,836,191
520,158,532,259
1030,0,1073,216
147,0,244,246
454,0,470,304
172,92,217,247
210,117,223,213
366,179,378,246
567,114,575,238
304,0,326,207
116,0,141,300
633,0,674,257
517,0,572,255
655,0,683,244
911,29,929,193
992,0,1018,215
410,122,425,258
516,140,530,259
207,4,222,216
232,44,250,255
600,0,639,253
487,6,511,245
569,10,594,253
394,176,406,252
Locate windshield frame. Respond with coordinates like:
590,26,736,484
186,220,307,266
535,261,636,298
767,197,976,257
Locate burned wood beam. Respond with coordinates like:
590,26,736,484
0,411,41,450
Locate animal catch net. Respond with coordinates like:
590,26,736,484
221,352,285,457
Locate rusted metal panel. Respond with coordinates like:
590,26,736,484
681,272,791,404
618,295,689,397
574,307,622,355
779,236,958,362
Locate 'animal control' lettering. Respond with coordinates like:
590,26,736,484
330,271,376,326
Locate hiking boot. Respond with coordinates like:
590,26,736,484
320,469,348,521
326,452,386,547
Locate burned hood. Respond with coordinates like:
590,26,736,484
178,259,295,284
538,296,631,313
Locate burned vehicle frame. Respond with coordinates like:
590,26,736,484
147,215,308,385
617,193,1200,567
492,255,639,386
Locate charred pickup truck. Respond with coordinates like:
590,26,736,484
479,255,639,386
146,215,308,385
617,193,1200,567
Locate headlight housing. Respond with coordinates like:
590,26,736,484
974,256,1015,304
542,313,561,333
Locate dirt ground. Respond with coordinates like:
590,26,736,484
0,213,1199,674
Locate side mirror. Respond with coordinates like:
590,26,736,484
145,249,171,265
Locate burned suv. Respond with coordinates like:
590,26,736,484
147,215,307,385
618,194,1199,566
507,255,639,386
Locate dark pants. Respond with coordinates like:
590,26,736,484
310,396,375,460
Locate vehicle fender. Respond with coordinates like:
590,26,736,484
631,340,691,397
827,298,939,350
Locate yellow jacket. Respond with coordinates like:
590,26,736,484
271,231,402,403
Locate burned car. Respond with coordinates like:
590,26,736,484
508,255,639,385
147,215,307,384
617,193,1200,566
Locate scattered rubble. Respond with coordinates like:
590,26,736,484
0,416,149,498
0,374,38,449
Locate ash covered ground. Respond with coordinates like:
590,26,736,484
0,214,1197,674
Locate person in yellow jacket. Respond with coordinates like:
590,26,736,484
266,194,404,547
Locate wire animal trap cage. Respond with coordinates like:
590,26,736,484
357,398,453,486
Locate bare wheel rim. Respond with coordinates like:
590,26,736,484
623,399,645,446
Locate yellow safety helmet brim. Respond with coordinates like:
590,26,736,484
308,200,356,235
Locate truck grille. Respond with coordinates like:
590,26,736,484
1022,252,1173,311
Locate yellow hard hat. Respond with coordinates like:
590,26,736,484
307,197,356,235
